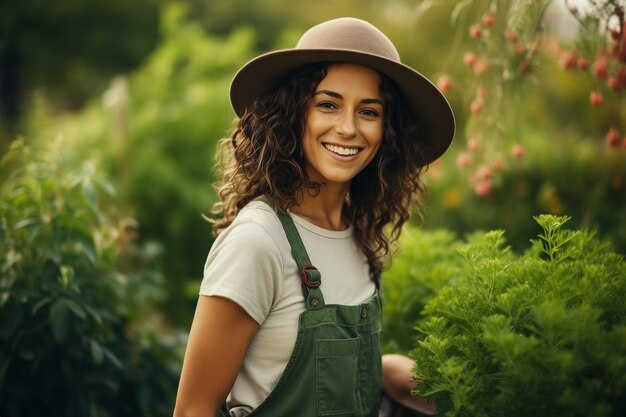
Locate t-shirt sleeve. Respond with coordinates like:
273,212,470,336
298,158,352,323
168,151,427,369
199,219,284,325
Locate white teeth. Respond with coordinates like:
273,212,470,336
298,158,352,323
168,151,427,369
324,144,360,156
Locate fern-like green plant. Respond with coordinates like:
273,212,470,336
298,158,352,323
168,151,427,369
382,228,465,353
407,215,626,417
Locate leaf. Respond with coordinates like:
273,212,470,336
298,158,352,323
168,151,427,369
13,218,38,230
49,300,70,341
90,339,104,364
60,265,75,288
31,297,52,315
83,304,103,325
93,175,116,197
78,239,97,266
102,347,123,369
62,298,87,320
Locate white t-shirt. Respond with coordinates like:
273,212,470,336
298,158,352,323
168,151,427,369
199,200,376,416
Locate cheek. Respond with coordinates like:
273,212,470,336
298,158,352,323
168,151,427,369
366,126,384,164
369,123,384,150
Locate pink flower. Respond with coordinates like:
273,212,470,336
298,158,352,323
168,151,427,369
505,30,518,43
593,56,609,80
482,13,496,26
467,137,482,152
512,144,524,160
492,159,505,170
608,76,621,92
437,75,452,93
475,165,492,180
456,152,472,168
464,52,478,67
474,180,492,197
590,90,603,106
470,99,483,114
559,51,577,70
473,60,489,76
606,128,621,148
470,24,482,39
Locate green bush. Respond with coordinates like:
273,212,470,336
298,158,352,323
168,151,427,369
0,140,182,417
21,4,259,325
382,229,465,354
405,215,626,417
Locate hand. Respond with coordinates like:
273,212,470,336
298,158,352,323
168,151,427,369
381,354,437,416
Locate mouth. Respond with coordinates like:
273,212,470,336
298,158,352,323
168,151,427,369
323,143,363,157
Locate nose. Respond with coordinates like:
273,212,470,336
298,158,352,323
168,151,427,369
335,111,357,138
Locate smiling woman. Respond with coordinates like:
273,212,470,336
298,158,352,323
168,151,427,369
302,64,384,192
174,17,454,417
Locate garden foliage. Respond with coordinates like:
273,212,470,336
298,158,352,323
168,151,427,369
0,140,182,417
22,3,258,325
390,215,626,417
382,229,466,354
19,3,626,330
424,131,626,253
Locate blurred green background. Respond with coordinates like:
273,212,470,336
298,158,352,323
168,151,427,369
1,0,625,415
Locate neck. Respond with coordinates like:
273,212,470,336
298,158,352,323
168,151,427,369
291,182,349,231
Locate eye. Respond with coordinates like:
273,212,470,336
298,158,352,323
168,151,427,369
359,108,381,118
317,101,338,110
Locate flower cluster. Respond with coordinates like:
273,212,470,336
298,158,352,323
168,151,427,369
437,1,626,198
556,1,626,149
445,7,542,197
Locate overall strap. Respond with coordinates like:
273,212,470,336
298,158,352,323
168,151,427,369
276,209,326,310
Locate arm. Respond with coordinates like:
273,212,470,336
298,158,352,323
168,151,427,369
173,295,260,417
381,354,437,416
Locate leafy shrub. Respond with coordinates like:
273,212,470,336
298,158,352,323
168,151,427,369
382,228,465,354
21,3,259,325
408,215,626,417
0,140,182,417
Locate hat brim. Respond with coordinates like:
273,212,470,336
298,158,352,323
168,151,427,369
230,49,455,165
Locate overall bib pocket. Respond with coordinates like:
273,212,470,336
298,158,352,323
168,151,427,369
316,337,360,416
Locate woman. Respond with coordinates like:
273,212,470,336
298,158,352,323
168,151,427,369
174,17,454,417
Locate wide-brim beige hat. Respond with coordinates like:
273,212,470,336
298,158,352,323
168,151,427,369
230,17,455,165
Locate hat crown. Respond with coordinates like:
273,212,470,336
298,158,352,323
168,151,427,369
295,17,401,63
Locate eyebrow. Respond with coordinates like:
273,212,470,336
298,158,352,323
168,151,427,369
314,90,384,106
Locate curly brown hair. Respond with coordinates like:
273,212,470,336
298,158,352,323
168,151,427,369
211,62,428,276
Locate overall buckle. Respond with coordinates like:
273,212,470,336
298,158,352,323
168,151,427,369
299,265,321,288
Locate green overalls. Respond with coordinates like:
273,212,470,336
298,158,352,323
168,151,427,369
219,209,382,417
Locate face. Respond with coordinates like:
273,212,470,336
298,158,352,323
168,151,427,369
301,63,384,189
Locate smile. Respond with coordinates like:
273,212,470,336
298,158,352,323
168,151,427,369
323,143,362,156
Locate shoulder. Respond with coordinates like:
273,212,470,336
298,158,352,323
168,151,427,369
200,201,289,324
223,200,286,252
235,200,283,232
210,201,286,261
